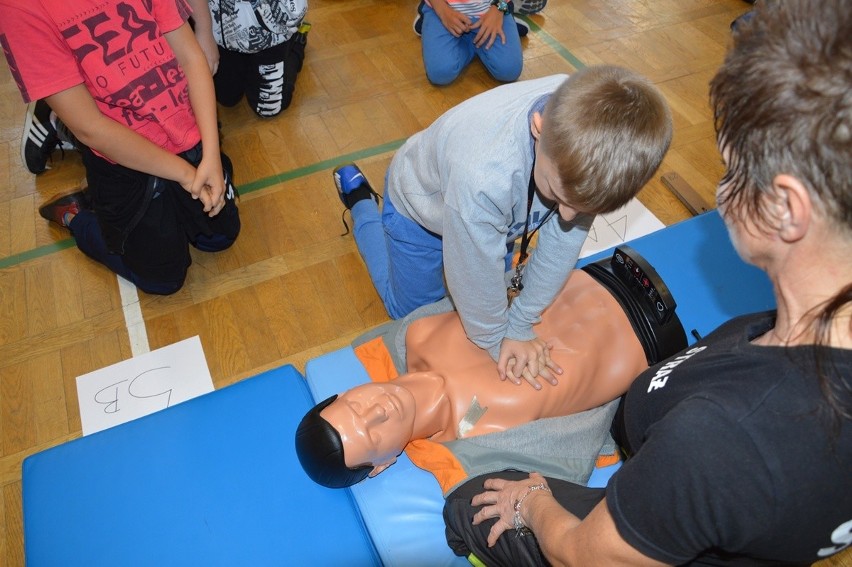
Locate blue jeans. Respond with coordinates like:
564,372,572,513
421,4,523,85
350,189,446,319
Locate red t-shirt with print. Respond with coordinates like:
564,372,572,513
0,0,201,154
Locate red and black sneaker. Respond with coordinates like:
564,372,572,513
38,191,90,228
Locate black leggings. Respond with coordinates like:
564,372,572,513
75,146,240,294
443,471,605,567
214,34,306,118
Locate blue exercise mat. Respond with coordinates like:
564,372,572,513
22,365,379,567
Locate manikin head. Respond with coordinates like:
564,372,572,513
295,382,417,489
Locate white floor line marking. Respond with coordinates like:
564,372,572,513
118,275,150,357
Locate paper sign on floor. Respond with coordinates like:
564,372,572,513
579,198,664,259
76,336,214,436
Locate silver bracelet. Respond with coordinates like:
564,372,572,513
512,482,550,534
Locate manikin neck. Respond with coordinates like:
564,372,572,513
395,372,453,440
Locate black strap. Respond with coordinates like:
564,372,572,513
507,164,556,303
516,163,556,267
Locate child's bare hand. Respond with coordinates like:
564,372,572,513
179,164,205,201
436,4,473,36
497,337,562,390
192,155,226,216
471,8,505,48
195,32,220,75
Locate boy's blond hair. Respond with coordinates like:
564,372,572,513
541,65,672,214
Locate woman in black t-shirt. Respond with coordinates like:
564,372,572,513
443,1,852,564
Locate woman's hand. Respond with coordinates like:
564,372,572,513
497,337,562,389
471,472,551,547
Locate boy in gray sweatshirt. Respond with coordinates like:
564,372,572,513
334,67,671,388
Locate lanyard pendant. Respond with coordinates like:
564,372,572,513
507,265,525,306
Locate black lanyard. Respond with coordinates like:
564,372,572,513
507,164,557,303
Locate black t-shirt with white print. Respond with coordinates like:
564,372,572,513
607,311,852,566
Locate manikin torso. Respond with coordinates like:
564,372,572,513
400,270,648,443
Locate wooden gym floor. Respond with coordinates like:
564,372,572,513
0,0,849,565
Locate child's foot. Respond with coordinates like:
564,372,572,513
333,163,381,236
514,16,530,37
731,9,756,31
21,100,63,174
413,0,425,36
297,21,312,39
333,163,380,209
38,190,90,228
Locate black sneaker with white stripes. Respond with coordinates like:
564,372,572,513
21,100,61,174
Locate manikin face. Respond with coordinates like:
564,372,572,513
531,112,580,222
320,382,417,471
